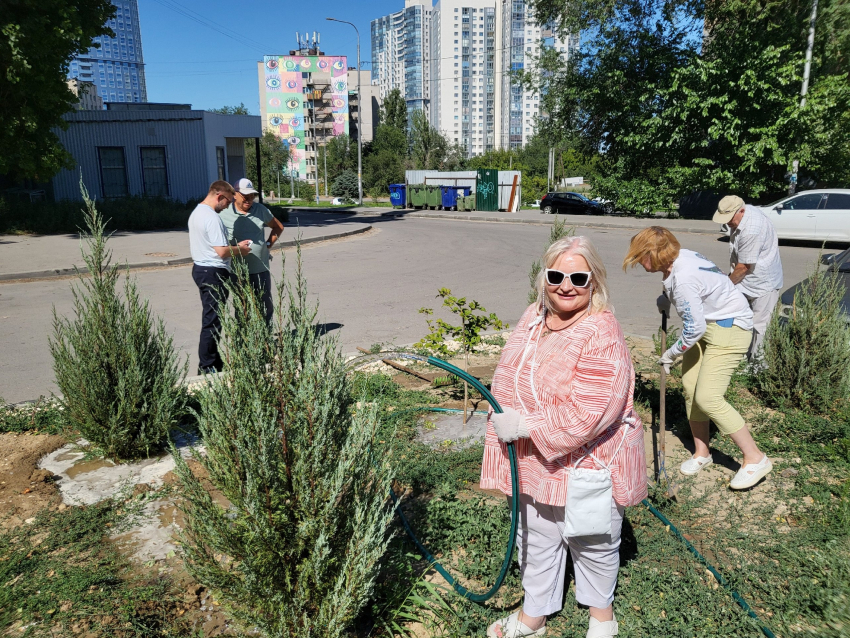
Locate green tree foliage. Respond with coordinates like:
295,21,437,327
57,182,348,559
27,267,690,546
527,217,575,304
381,88,408,132
245,131,291,195
528,0,850,212
364,124,407,191
208,103,251,115
417,289,507,421
172,252,395,638
330,169,359,200
325,133,356,185
50,181,187,459
410,110,452,170
1,0,115,181
756,258,850,412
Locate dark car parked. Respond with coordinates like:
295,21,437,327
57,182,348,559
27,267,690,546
779,247,850,323
539,191,603,215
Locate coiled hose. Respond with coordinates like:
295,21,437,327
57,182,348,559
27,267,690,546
348,351,777,635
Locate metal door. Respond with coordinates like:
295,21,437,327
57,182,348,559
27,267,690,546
476,169,499,211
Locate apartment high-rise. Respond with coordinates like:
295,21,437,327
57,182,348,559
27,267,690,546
372,0,574,156
371,0,433,120
68,0,147,104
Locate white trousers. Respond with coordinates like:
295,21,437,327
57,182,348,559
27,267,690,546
515,493,624,617
745,289,780,361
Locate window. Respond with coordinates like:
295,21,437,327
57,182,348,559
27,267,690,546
216,147,226,180
825,193,850,210
97,147,128,197
784,194,823,210
140,147,168,196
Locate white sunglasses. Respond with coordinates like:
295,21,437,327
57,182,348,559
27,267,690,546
545,269,592,288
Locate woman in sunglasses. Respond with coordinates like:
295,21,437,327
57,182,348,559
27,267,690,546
623,227,771,490
483,236,647,638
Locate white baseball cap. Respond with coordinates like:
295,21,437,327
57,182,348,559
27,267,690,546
234,178,259,195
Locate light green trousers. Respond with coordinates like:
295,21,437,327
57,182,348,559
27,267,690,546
681,323,752,435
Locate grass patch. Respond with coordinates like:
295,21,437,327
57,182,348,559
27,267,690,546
0,397,68,435
0,500,185,637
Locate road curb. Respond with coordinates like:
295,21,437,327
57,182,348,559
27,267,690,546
382,211,718,235
0,224,372,283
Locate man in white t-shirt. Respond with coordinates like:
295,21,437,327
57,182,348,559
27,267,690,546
713,195,784,362
188,181,252,374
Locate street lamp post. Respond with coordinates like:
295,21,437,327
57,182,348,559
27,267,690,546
326,17,362,206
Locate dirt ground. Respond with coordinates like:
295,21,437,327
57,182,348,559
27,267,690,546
0,432,66,529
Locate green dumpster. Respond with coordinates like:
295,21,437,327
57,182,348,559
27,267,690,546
409,184,427,208
464,193,476,211
425,185,442,209
476,169,498,211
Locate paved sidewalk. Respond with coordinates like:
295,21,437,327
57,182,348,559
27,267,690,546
380,208,721,235
0,212,371,282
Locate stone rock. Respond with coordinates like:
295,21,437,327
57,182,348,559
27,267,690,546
781,467,799,478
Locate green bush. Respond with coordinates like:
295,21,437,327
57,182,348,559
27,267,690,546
331,169,360,200
0,195,195,235
172,254,395,638
756,260,850,412
49,183,187,459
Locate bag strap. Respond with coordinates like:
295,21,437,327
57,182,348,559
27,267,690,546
557,415,635,472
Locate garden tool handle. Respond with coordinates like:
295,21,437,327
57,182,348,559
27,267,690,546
659,311,667,478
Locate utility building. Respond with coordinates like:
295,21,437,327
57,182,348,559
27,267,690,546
51,104,261,202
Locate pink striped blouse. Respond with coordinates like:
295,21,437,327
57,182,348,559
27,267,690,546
480,305,648,507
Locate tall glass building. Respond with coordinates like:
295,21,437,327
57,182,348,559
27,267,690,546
68,0,147,104
371,0,432,123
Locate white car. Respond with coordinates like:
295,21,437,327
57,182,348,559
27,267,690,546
760,189,850,242
530,200,541,208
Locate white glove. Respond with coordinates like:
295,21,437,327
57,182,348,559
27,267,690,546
656,293,671,316
658,348,680,374
491,407,529,443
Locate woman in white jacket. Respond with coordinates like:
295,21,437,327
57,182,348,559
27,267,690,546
623,226,772,490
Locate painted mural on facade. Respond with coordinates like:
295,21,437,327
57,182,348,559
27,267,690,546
262,55,349,178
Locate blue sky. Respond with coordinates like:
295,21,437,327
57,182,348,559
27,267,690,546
139,0,400,112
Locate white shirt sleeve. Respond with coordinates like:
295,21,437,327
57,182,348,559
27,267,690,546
670,282,707,357
205,214,228,248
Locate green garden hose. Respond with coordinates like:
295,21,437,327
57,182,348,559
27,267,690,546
384,354,518,603
349,351,778,633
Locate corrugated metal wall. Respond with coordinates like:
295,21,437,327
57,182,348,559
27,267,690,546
52,110,261,202
405,170,522,211
497,171,522,211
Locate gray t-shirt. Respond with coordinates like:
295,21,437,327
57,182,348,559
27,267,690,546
188,203,230,270
218,202,275,274
729,205,784,298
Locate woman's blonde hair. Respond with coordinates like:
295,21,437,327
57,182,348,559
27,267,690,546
534,235,612,315
622,226,681,272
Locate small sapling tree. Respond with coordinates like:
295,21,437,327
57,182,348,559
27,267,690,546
417,289,507,423
528,217,575,304
172,252,396,638
756,258,850,412
50,181,187,459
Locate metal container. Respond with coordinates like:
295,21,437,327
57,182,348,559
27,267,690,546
409,184,428,208
425,185,442,209
388,183,406,208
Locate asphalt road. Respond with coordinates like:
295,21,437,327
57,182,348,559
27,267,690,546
0,216,831,403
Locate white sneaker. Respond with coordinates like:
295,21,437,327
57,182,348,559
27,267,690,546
487,612,546,638
730,455,773,490
680,454,713,475
587,615,619,638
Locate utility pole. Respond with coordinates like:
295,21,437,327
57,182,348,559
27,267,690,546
312,97,320,204
790,0,819,195
323,135,329,197
327,17,362,205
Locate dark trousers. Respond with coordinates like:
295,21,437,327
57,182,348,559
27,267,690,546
192,265,230,373
249,270,274,326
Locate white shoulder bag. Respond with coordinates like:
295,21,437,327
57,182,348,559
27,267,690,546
559,420,631,539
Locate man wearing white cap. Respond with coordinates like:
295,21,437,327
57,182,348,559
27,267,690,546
219,178,285,325
713,195,783,361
